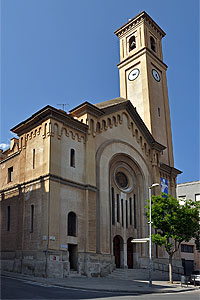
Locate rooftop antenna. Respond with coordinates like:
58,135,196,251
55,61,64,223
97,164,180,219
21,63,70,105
57,103,69,111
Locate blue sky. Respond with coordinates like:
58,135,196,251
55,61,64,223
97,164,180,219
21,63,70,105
1,0,199,183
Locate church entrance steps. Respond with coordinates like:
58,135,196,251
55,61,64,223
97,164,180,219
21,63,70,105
68,270,86,278
107,268,172,281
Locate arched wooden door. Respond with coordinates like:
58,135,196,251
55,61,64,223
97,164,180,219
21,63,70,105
127,237,133,269
113,236,122,268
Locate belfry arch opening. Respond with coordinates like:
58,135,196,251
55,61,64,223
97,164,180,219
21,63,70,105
129,35,136,51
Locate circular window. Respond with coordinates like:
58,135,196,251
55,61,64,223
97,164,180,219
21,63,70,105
113,164,134,193
115,172,129,189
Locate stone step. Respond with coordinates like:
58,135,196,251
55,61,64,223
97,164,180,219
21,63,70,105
68,270,86,278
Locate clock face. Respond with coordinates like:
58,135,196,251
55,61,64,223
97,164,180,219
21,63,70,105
128,68,140,81
152,69,160,82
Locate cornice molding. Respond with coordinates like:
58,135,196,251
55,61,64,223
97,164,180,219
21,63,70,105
11,106,88,136
160,163,182,176
101,100,166,152
0,173,97,194
70,101,104,118
114,11,165,39
0,151,20,164
117,47,168,70
49,174,97,192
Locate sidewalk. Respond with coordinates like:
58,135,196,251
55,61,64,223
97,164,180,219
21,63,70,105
2,271,199,295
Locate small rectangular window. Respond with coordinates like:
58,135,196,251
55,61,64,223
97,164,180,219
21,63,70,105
181,244,194,253
178,195,186,205
7,206,10,231
33,149,35,169
117,194,120,223
133,194,137,229
70,149,75,167
8,167,13,183
195,194,200,202
178,195,186,200
129,198,132,225
111,187,115,225
121,199,124,227
30,205,34,233
126,200,128,228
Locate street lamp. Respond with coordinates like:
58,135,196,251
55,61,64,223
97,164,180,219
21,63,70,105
148,183,159,287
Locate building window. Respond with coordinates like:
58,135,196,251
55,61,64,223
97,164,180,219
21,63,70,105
181,244,194,253
129,198,132,225
126,200,128,228
150,36,156,52
133,194,137,229
70,149,75,167
30,205,34,233
8,167,13,183
117,194,120,222
158,108,160,117
129,35,136,51
121,199,124,227
178,195,186,200
68,212,76,236
33,149,35,169
7,206,10,231
111,187,115,225
195,194,200,202
115,172,129,189
178,195,186,205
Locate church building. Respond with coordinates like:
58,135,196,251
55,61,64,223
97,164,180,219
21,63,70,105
0,11,183,278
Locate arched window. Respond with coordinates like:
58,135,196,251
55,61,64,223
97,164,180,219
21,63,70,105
70,149,75,167
150,36,156,52
68,212,76,236
129,35,136,51
96,122,101,133
102,120,106,130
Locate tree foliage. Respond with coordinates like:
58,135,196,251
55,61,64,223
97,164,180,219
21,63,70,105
146,194,200,282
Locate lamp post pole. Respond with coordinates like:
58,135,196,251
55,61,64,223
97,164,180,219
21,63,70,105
148,183,159,287
149,186,152,287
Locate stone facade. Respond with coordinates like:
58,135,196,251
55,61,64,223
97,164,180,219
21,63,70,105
1,11,183,278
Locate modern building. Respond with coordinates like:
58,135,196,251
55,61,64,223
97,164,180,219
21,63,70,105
177,181,200,275
0,11,183,278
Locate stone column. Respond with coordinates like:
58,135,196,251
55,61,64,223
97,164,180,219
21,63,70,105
123,242,128,269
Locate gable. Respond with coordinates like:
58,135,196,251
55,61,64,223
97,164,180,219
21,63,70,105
87,99,166,153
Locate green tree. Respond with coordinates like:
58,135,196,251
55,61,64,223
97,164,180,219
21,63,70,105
146,194,200,283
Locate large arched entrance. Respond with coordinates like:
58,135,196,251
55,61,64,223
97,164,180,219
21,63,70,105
113,235,123,268
127,237,134,269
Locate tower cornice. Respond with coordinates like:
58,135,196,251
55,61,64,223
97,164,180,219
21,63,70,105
114,11,166,39
117,47,168,70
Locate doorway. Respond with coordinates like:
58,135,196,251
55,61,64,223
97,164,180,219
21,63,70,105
68,244,78,270
113,235,123,268
127,237,133,269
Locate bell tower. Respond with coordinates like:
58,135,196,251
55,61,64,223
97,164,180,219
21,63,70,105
115,11,174,167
